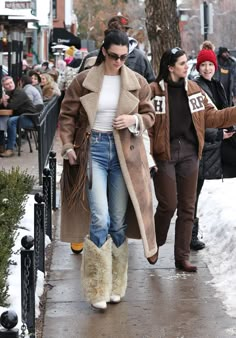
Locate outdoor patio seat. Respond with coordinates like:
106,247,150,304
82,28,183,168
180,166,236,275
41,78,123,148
17,112,40,156
16,97,58,156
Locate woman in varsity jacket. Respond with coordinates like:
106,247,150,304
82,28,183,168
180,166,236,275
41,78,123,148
149,47,236,273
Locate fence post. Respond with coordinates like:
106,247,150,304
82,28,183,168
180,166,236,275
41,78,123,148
34,193,45,274
0,310,19,337
21,235,35,337
43,168,52,240
49,151,57,211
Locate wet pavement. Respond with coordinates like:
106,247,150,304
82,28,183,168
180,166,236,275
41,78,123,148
42,212,236,338
0,134,40,182
0,129,63,188
2,132,236,338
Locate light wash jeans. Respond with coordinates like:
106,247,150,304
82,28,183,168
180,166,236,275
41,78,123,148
7,116,34,150
87,131,129,248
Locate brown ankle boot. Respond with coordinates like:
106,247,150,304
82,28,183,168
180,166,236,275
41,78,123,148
175,260,197,272
0,144,5,154
0,149,14,157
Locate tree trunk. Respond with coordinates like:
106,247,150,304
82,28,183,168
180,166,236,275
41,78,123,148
145,0,181,76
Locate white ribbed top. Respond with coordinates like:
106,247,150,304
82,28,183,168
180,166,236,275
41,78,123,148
93,75,121,131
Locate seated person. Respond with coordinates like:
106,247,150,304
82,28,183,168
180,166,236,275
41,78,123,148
41,61,50,72
20,75,44,112
28,70,43,97
0,76,38,158
40,73,61,102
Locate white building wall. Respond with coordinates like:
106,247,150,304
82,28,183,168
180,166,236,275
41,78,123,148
36,0,52,62
65,0,72,27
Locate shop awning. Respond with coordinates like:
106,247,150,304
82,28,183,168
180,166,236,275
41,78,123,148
52,28,81,49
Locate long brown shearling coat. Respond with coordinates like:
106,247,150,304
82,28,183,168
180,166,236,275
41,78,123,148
59,63,157,258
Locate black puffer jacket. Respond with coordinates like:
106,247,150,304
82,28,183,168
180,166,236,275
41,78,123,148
125,43,155,83
194,76,227,179
214,55,236,106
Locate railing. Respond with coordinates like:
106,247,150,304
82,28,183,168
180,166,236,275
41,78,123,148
17,95,60,185
37,96,60,185
0,153,58,337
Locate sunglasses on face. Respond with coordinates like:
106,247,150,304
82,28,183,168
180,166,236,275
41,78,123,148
106,50,128,61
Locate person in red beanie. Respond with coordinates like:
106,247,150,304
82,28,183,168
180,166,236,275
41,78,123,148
196,41,218,72
192,41,236,250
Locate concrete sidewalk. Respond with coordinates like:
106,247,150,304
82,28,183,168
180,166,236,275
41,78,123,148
2,133,236,337
0,129,63,187
42,210,236,338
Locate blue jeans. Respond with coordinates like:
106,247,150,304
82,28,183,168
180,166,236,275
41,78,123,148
87,131,129,248
7,116,34,150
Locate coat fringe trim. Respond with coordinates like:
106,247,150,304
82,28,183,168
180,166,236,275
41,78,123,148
61,130,91,211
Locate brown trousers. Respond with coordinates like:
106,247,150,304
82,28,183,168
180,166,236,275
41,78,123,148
153,139,199,261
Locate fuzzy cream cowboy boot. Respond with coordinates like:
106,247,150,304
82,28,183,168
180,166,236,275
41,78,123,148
81,236,112,310
110,239,128,304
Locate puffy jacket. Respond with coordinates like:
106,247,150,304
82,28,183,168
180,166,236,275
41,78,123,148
149,79,236,161
194,75,228,109
214,56,236,106
194,76,226,179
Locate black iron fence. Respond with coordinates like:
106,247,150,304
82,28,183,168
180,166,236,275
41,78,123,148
0,154,58,337
37,96,60,185
17,95,60,185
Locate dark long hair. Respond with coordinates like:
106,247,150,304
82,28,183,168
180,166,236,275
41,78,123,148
20,75,32,87
95,29,129,66
157,47,186,82
28,70,41,83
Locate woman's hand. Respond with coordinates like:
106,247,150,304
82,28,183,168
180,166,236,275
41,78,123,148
223,129,235,139
113,115,136,130
67,149,77,165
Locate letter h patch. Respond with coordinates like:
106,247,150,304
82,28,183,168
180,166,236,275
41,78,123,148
153,96,166,115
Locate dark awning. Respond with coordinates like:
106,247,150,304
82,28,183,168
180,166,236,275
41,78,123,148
52,28,81,49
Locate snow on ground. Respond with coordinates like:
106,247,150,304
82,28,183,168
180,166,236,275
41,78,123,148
1,176,236,335
0,194,51,332
198,178,236,317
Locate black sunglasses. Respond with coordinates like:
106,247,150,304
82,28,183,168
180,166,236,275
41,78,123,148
106,50,128,61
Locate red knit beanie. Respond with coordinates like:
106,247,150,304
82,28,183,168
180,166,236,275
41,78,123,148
196,41,218,71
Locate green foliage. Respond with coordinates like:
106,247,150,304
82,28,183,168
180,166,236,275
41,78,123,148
0,167,34,306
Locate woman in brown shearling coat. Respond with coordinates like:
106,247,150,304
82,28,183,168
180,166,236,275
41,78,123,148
59,30,157,311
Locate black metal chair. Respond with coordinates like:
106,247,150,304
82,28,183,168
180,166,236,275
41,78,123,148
17,112,40,156
16,98,57,156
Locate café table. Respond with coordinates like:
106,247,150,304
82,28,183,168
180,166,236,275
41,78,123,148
0,109,13,131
